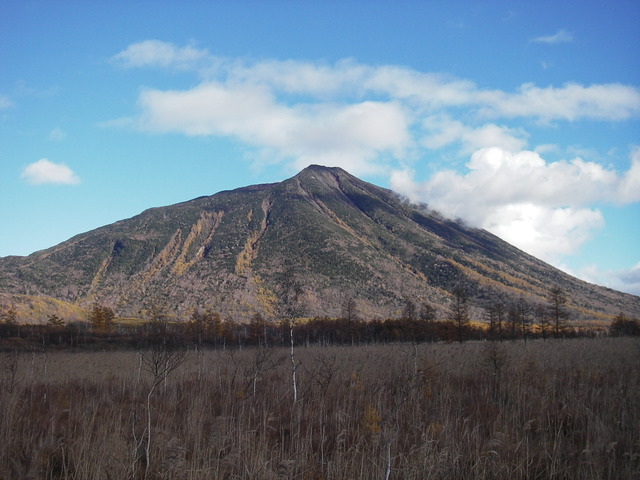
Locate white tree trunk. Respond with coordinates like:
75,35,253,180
290,320,297,404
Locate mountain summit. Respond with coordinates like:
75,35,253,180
1,165,638,322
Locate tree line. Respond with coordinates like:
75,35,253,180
1,285,638,351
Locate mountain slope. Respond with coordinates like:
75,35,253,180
1,165,638,322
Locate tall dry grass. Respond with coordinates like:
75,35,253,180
0,338,638,479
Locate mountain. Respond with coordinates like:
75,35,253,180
1,165,638,323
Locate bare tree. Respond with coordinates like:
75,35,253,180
401,298,417,322
248,312,270,347
134,344,186,478
517,296,532,342
507,302,519,340
485,300,506,341
548,286,569,337
341,295,358,345
307,353,338,398
419,301,436,323
534,303,550,340
276,266,307,404
289,319,298,403
494,301,505,341
449,286,470,343
189,308,220,346
484,303,496,340
481,341,507,400
245,348,283,400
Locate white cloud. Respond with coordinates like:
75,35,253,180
21,159,80,185
110,41,640,267
484,204,604,262
421,117,527,153
234,61,640,121
477,83,640,121
224,57,368,97
134,82,411,175
571,262,640,297
109,41,640,179
390,147,640,264
531,29,573,44
363,67,476,107
422,147,630,208
617,263,640,296
111,39,210,70
390,169,421,202
534,144,558,155
617,147,640,203
113,41,640,124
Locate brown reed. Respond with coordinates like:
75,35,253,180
0,338,638,479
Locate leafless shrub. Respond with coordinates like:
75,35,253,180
137,345,186,478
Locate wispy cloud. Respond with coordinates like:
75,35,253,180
570,262,640,296
111,39,210,70
421,116,528,154
112,41,640,123
531,29,573,44
48,127,67,141
21,159,80,185
110,41,640,264
477,82,639,121
108,42,640,176
618,263,640,296
0,94,13,109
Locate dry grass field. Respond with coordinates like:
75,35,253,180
1,338,638,479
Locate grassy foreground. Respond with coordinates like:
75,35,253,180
1,338,638,479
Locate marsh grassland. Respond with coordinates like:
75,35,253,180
1,338,638,479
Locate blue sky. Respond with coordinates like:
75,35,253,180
1,0,639,295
